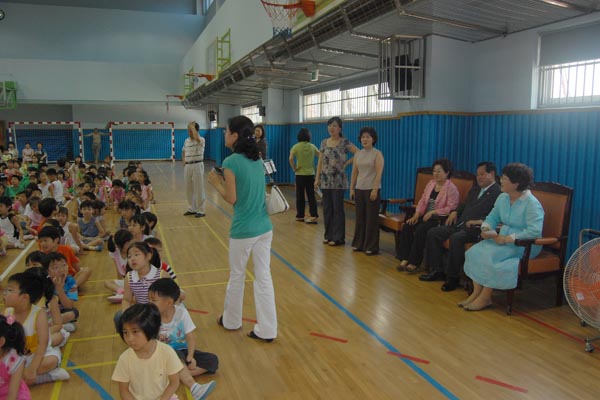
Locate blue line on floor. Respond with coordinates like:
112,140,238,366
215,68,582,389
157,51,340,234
67,361,114,400
207,198,459,400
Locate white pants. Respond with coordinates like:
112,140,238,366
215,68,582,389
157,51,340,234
184,162,206,213
223,230,277,339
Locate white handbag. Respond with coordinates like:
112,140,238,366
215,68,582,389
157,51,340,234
266,184,289,215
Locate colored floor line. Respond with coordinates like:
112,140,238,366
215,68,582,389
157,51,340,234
67,360,117,370
387,351,430,364
512,309,585,344
50,342,73,400
200,216,256,281
67,361,114,399
475,375,528,393
188,308,210,314
69,334,119,343
207,198,459,400
310,332,348,343
242,317,257,323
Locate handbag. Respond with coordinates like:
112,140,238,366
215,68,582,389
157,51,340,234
266,184,289,215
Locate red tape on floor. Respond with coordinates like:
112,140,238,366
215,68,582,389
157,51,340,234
242,317,257,323
310,332,348,343
387,351,430,364
475,375,528,393
512,309,585,344
187,309,209,315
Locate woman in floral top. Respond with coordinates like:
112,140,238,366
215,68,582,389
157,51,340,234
315,117,359,246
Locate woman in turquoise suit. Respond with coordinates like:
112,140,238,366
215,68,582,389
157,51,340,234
460,163,544,311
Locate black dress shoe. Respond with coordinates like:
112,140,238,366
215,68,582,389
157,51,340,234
441,278,460,292
248,330,274,343
418,271,446,282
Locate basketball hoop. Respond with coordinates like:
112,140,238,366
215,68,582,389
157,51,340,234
261,0,316,38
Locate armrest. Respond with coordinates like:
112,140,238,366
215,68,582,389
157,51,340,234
514,237,559,247
380,198,414,215
388,197,414,204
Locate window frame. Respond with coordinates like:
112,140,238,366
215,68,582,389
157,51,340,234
303,84,393,121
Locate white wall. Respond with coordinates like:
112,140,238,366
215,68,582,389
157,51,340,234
72,104,205,129
393,35,472,114
0,59,179,103
180,0,272,87
0,104,73,122
469,13,600,112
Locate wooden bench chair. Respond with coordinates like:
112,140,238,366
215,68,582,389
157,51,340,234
507,181,573,314
379,167,476,256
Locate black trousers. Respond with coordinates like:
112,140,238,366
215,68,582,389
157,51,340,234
352,189,380,252
396,218,440,265
322,189,345,242
425,225,481,278
295,175,318,219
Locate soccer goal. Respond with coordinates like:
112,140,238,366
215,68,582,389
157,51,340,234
107,121,175,162
8,121,83,162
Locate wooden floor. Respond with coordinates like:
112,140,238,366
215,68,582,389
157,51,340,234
2,161,600,400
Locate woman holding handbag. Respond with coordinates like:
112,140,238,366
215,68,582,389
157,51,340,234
207,115,277,342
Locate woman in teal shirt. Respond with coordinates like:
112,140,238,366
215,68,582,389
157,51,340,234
208,116,277,342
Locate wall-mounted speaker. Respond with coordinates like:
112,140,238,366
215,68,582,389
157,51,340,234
258,106,266,117
208,110,216,122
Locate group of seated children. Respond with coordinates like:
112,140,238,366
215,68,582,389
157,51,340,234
0,157,155,257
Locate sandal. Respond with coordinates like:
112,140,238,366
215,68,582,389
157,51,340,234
405,264,420,273
247,330,274,343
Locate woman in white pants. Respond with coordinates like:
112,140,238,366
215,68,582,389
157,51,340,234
183,121,206,217
208,115,277,342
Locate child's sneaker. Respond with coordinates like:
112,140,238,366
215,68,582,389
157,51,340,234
63,322,77,332
35,367,70,384
15,241,25,249
23,234,35,240
58,329,70,347
0,249,6,256
191,381,216,400
107,293,123,304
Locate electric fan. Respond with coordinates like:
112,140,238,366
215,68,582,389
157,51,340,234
563,229,600,352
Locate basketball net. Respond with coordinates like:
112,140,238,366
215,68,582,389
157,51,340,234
261,0,315,38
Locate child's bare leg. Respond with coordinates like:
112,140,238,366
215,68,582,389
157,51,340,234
178,367,197,389
104,279,122,292
37,355,60,374
61,311,76,324
75,267,92,288
188,366,208,377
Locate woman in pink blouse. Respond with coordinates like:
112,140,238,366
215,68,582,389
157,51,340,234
397,158,459,273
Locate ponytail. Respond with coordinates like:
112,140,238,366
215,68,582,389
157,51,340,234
228,116,259,161
0,314,26,355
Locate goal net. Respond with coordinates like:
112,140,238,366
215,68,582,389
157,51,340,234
8,121,82,163
108,122,175,162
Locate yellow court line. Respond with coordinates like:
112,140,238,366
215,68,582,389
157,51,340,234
152,204,176,274
201,218,256,281
181,279,252,290
67,360,117,371
79,293,111,299
50,341,73,400
69,334,119,343
86,267,231,284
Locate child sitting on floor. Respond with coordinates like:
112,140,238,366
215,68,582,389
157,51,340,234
149,278,217,400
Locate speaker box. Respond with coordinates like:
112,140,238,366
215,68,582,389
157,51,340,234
208,110,216,122
258,106,266,117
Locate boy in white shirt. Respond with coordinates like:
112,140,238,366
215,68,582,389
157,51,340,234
148,279,217,400
46,168,65,204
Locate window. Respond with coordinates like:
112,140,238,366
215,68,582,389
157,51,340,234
241,105,263,124
539,59,600,107
303,84,392,121
538,23,600,108
203,0,214,14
